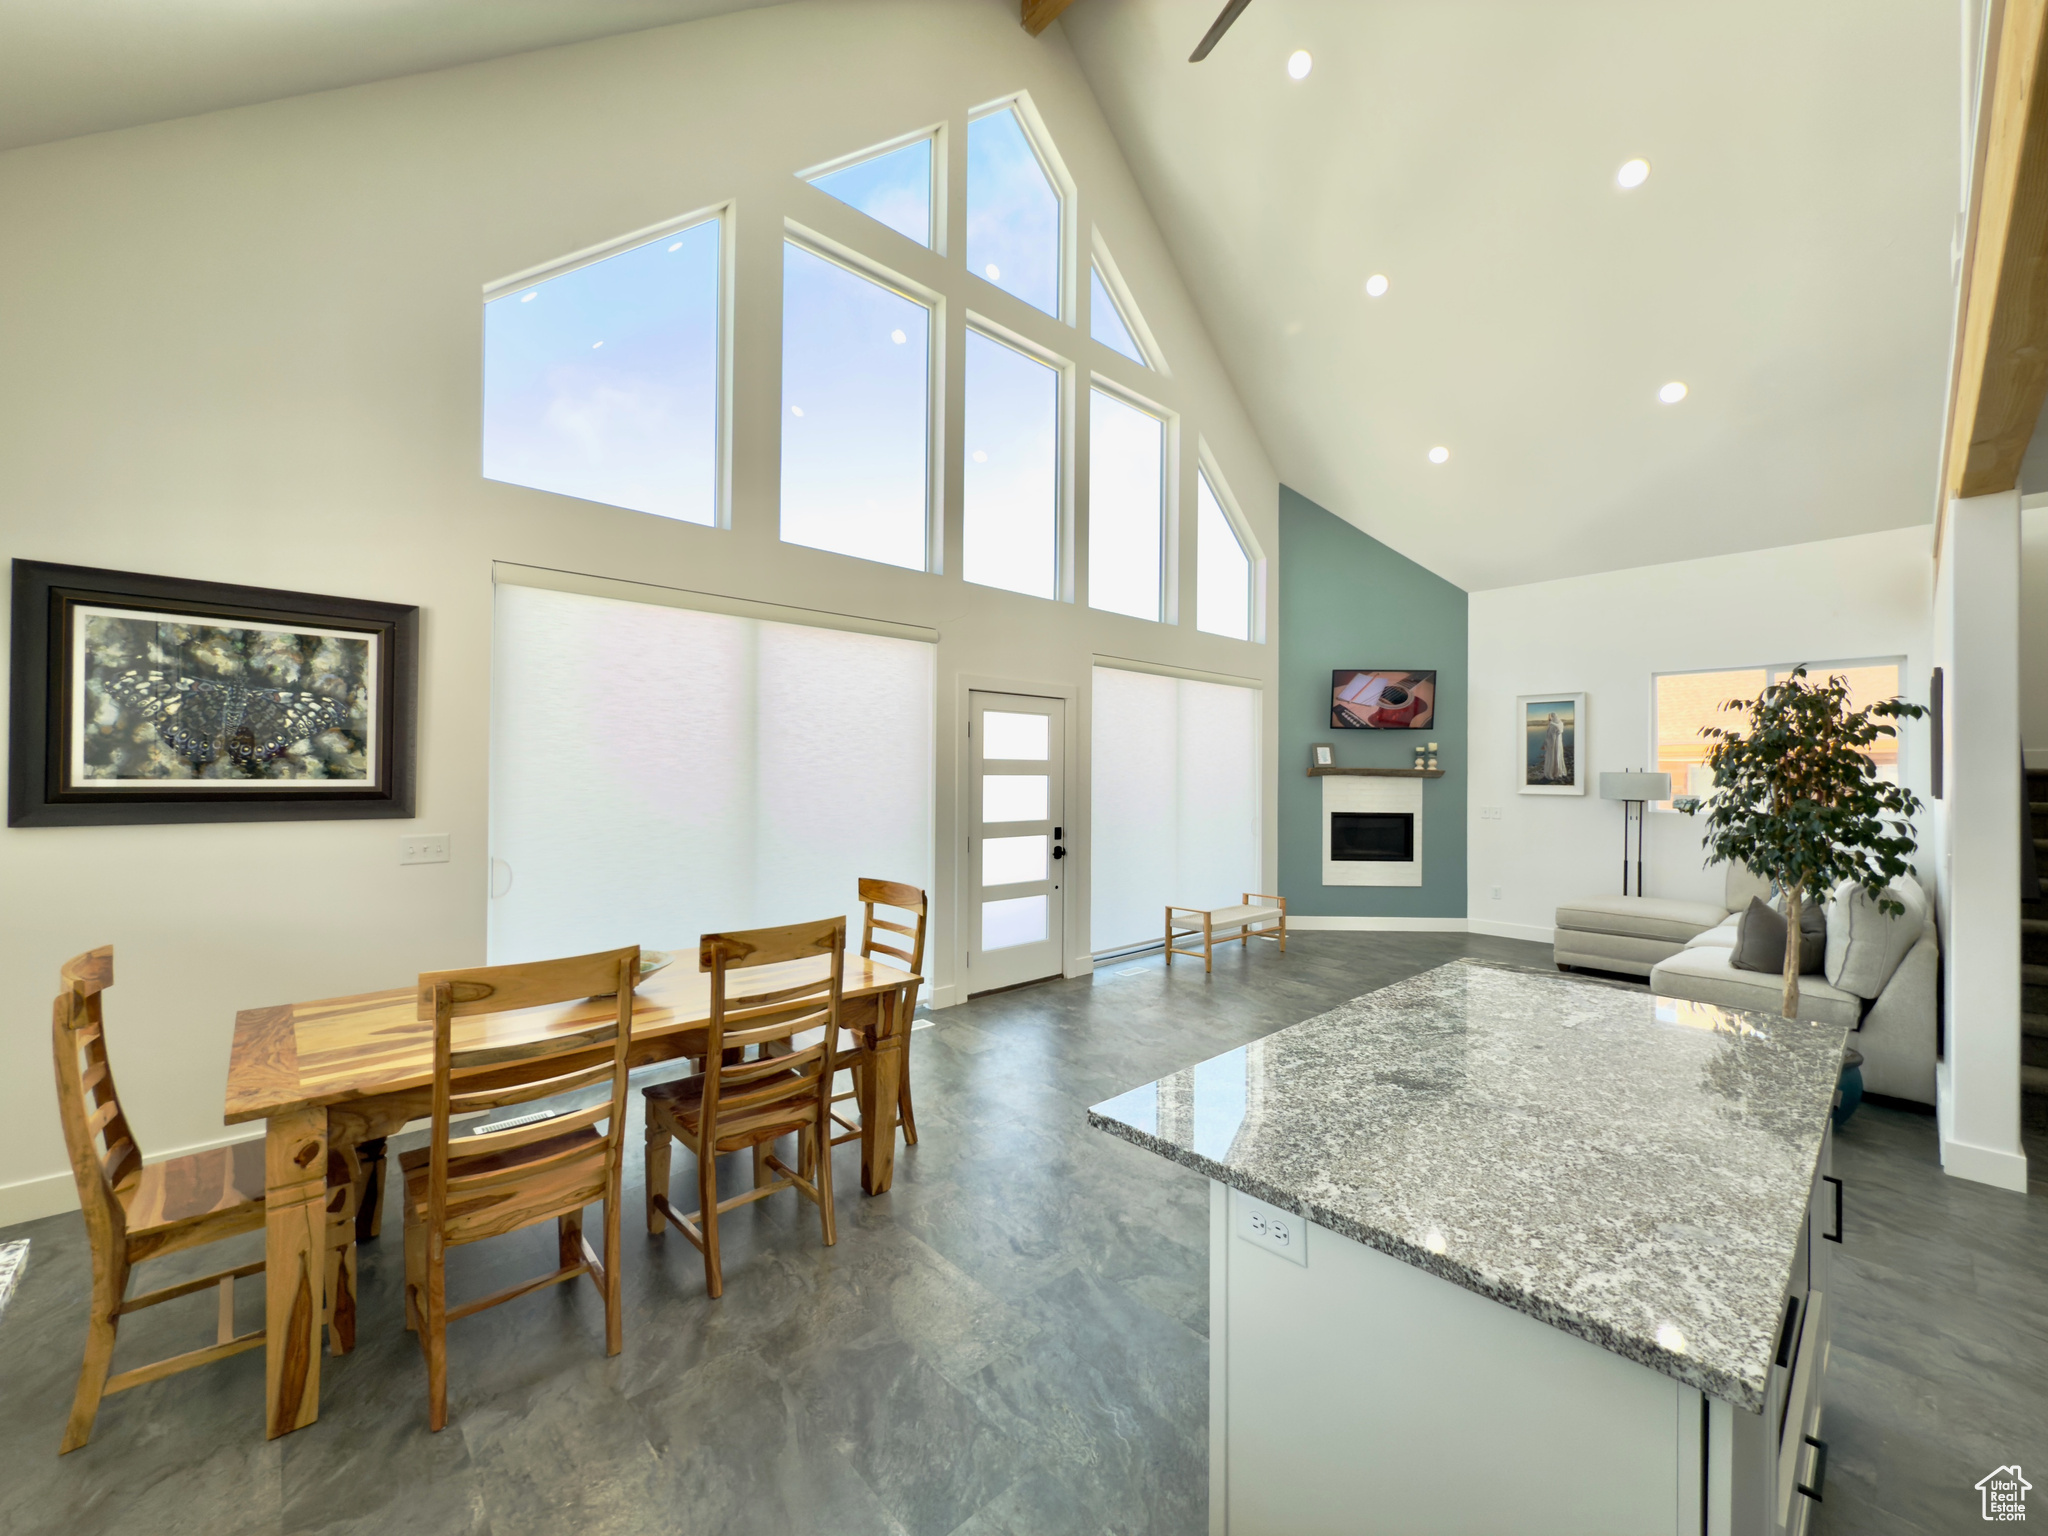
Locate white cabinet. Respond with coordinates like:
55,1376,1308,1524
1210,1128,1836,1536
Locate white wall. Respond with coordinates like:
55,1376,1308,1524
2019,501,2048,763
1466,527,1934,941
0,0,1279,1221
1931,492,2026,1191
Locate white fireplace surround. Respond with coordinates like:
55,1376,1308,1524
1321,776,1424,887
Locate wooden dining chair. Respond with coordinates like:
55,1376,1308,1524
399,946,637,1432
644,918,843,1298
53,946,268,1454
827,879,928,1149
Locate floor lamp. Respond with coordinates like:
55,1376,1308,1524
1598,771,1671,897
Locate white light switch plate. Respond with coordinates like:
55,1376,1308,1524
1233,1187,1308,1266
1480,806,1502,820
400,834,450,865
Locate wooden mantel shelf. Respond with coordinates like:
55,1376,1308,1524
1308,766,1445,779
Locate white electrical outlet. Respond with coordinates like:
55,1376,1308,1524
1491,885,1503,900
400,834,450,865
1233,1188,1308,1266
1480,805,1502,820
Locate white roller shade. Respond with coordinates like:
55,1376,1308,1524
490,582,934,963
1090,666,1262,955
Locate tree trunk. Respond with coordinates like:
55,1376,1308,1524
1781,881,1803,1020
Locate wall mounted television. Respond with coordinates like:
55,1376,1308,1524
1331,670,1436,730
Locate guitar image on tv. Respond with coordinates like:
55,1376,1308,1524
1331,671,1435,730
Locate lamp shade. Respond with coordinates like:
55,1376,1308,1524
1599,771,1672,801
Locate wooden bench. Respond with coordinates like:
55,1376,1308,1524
1165,894,1287,973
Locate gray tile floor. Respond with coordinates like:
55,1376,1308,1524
1,932,2041,1535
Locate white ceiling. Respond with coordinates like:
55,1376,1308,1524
0,0,790,153
1061,0,1963,589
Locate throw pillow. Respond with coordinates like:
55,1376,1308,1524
1823,874,1929,1000
1766,889,1829,973
1734,896,1826,975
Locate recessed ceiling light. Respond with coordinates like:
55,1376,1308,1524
592,341,603,349
972,449,988,463
1428,446,1450,464
1364,273,1389,298
1616,158,1650,190
668,242,683,252
890,328,907,345
791,405,804,417
1287,50,1313,80
984,263,1001,281
520,292,537,303
1658,381,1688,403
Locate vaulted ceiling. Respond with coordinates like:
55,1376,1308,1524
2,0,1964,590
1060,0,1962,589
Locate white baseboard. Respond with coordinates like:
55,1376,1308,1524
1939,1135,2031,1193
0,1128,267,1231
1467,918,1557,945
1287,916,1469,932
925,983,960,1010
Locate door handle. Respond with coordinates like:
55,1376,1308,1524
1053,845,1066,860
1796,1435,1828,1502
1821,1175,1843,1243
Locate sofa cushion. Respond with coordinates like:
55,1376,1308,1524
1685,915,1742,949
1732,896,1825,975
1824,873,1930,1000
1554,895,1729,945
1650,944,1862,1028
1722,860,1774,912
1554,930,1690,976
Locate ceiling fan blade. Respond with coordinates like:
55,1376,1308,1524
1189,0,1254,61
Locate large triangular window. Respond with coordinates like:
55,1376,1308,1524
1090,262,1149,368
804,134,935,248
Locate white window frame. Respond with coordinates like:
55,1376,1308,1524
966,90,1078,327
1648,655,1908,811
1085,374,1178,625
780,219,948,575
482,201,735,530
962,311,1073,603
795,121,948,254
1088,228,1167,374
1194,440,1263,643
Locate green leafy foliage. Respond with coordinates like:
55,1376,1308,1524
1675,667,1925,1017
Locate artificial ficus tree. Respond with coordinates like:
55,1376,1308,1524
1673,667,1926,1019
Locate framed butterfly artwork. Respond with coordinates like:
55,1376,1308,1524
9,561,417,826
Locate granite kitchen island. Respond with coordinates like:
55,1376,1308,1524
1090,960,1846,1536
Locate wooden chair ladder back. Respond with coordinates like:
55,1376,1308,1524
644,918,845,1298
401,945,638,1431
52,947,267,1454
827,879,927,1149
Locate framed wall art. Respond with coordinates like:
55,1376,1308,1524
1517,692,1587,796
9,560,418,826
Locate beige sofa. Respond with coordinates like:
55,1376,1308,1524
1650,885,1939,1105
1554,862,1772,978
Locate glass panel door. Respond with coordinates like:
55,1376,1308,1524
969,690,1065,994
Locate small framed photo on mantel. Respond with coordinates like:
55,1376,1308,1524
1311,743,1336,769
9,560,418,826
1517,692,1587,796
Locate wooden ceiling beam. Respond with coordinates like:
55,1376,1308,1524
1946,0,2048,510
1022,0,1083,38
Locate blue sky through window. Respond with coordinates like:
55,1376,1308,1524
964,330,1059,600
780,243,930,571
806,137,933,247
482,218,719,524
1091,266,1145,366
1088,389,1164,621
968,107,1060,317
1197,471,1251,640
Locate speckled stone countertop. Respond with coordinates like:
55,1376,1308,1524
1088,960,1845,1411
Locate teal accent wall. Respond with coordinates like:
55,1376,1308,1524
1279,486,1468,917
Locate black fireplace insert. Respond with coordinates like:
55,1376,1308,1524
1330,810,1414,863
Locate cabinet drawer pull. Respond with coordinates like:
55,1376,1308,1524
1820,1175,1843,1243
1796,1434,1828,1501
1774,1296,1800,1369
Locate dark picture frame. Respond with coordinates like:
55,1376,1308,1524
9,560,418,826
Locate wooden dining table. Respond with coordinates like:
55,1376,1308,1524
223,951,920,1439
